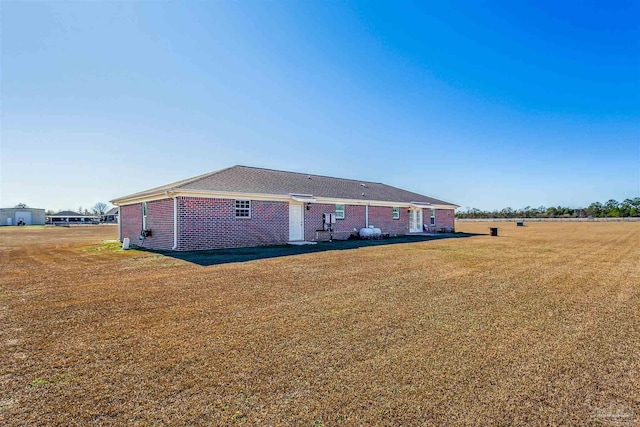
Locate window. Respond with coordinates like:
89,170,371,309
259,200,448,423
335,204,345,219
235,200,251,218
392,207,400,219
430,208,436,226
142,202,148,229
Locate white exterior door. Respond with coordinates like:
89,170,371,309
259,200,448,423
409,208,423,233
289,203,304,241
15,211,32,225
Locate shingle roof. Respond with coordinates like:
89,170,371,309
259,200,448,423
51,210,83,216
105,207,119,215
113,165,457,206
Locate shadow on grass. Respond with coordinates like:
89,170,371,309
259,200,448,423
145,233,481,266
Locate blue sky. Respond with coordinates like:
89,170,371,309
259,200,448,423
1,1,638,212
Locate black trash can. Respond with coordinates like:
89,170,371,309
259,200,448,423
489,227,498,237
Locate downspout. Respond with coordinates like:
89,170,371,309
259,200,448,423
166,190,178,250
365,203,369,228
117,204,122,241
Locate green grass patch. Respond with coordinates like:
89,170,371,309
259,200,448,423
80,240,128,252
29,374,68,387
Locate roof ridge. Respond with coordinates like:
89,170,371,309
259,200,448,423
111,164,458,207
234,165,384,185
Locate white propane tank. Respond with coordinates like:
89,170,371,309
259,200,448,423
359,226,382,239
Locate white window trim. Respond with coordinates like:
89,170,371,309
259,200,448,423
392,207,400,219
335,204,345,219
235,199,251,219
430,208,436,226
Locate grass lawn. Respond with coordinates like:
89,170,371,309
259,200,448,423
1,222,638,426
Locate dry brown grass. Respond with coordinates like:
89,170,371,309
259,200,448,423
1,222,638,426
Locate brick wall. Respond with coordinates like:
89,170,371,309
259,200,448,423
435,209,455,232
122,196,457,250
145,199,175,249
304,203,367,241
121,203,142,246
368,206,410,236
304,203,418,240
121,199,175,250
177,197,289,250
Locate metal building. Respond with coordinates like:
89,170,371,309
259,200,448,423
0,208,46,226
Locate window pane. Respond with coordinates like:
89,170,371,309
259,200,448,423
335,204,345,219
235,200,251,218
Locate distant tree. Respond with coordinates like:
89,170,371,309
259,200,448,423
604,199,620,217
586,202,603,218
500,207,514,218
92,202,108,215
15,203,28,208
455,198,638,219
45,209,55,215
626,197,640,217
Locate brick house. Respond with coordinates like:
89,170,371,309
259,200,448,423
111,165,458,251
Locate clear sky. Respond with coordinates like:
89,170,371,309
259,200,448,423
1,1,638,212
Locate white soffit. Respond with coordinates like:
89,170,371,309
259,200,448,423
410,202,434,208
290,194,317,203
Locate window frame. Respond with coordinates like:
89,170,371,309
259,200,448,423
430,208,436,226
392,207,400,220
335,204,345,219
235,199,251,219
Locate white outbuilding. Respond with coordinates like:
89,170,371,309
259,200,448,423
0,207,46,226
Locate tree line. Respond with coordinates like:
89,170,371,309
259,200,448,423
456,198,640,219
36,202,110,216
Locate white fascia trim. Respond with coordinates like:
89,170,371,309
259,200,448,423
314,197,405,207
411,202,460,210
291,195,317,203
112,190,293,206
112,194,175,206
177,190,293,202
314,197,459,209
112,190,459,209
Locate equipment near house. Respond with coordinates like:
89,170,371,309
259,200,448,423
322,213,336,241
359,225,382,239
322,213,336,231
122,238,130,250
